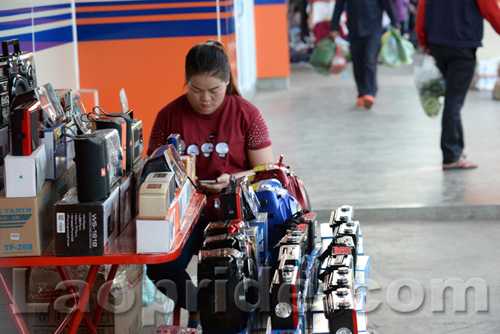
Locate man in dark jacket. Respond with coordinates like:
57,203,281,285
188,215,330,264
415,0,500,169
330,0,399,109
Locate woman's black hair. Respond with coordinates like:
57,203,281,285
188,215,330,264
185,40,241,96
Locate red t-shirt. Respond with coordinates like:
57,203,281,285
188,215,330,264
148,94,272,180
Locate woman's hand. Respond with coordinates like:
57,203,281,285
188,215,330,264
196,173,231,194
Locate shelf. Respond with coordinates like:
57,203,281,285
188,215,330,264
0,193,206,267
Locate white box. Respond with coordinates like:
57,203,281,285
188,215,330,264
5,144,47,197
136,211,176,254
355,255,370,286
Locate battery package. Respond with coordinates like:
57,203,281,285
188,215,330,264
54,186,119,256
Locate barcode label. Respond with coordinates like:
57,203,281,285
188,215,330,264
10,233,19,240
57,213,65,233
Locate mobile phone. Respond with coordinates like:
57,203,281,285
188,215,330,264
198,179,217,184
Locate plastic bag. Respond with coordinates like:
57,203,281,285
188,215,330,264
330,47,346,74
414,54,446,117
380,27,415,67
309,37,336,69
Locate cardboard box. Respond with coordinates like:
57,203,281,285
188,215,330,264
54,186,120,256
5,144,47,198
27,265,143,334
355,255,370,287
136,215,175,254
0,180,56,257
41,124,67,180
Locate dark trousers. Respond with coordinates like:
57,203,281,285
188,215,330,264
146,218,210,312
350,33,381,97
428,44,476,164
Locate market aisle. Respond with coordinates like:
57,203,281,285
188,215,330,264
251,56,500,217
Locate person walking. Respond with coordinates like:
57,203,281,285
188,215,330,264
415,0,500,169
330,0,400,109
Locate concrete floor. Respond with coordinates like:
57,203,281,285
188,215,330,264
249,57,500,333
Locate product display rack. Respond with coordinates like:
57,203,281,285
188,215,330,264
0,193,206,334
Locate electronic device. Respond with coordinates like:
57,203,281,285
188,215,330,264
329,205,354,228
9,92,41,156
202,232,251,253
92,106,143,169
203,219,246,238
0,39,37,127
323,288,358,334
198,248,258,332
0,125,9,190
167,133,181,152
72,95,91,135
55,88,73,119
220,176,259,222
73,130,112,202
337,220,360,251
95,115,127,171
34,83,66,127
143,171,176,205
270,264,300,330
323,266,353,294
322,254,354,275
138,180,174,219
0,75,9,126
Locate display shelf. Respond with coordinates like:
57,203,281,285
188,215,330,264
0,193,206,267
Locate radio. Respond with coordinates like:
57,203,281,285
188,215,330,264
323,288,358,334
72,95,91,135
9,91,41,156
220,176,259,222
329,205,354,228
0,39,37,127
138,180,175,220
55,89,73,119
323,266,354,294
0,125,8,190
34,83,66,128
202,232,251,254
92,106,143,169
203,219,246,238
337,220,360,251
0,75,9,126
95,116,127,171
198,248,258,332
322,254,354,276
131,119,143,165
270,264,300,330
143,171,176,205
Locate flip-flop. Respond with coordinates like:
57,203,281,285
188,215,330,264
443,157,478,170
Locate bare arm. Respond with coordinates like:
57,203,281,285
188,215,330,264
247,146,274,168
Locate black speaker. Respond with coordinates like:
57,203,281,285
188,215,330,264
74,131,110,202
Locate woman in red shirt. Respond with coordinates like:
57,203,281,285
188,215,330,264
146,40,274,328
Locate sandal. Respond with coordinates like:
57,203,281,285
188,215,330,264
443,157,478,170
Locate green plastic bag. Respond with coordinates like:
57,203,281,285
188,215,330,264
380,27,415,67
309,37,336,70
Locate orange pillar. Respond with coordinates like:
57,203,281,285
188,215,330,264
254,0,290,90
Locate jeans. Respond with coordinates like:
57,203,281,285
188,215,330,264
429,44,477,164
350,33,381,97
